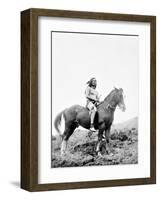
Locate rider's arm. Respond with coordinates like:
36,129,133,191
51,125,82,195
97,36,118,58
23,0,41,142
85,87,97,102
85,87,92,99
96,94,101,102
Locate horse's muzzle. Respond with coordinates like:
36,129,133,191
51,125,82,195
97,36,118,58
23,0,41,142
119,104,126,112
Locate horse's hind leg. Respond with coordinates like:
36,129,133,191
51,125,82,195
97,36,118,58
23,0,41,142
61,132,70,157
61,137,67,156
61,123,77,157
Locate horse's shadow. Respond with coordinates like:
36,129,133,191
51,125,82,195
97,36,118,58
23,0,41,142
73,141,96,156
72,140,108,157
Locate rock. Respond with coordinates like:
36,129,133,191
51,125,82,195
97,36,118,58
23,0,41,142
118,132,128,141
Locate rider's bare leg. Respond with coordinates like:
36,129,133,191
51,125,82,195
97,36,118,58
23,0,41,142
90,107,96,132
90,109,96,124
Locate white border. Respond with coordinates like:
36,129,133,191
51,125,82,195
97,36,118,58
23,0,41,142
38,16,150,184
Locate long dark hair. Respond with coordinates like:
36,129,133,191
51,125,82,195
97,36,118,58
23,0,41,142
86,77,97,89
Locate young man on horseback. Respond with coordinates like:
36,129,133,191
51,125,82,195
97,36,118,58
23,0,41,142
85,77,100,132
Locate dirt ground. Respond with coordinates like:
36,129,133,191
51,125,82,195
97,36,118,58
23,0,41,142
51,128,138,168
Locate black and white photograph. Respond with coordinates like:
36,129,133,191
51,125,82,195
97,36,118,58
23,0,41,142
21,8,156,191
51,31,139,168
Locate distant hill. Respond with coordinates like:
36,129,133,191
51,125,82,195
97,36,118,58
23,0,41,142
112,117,138,131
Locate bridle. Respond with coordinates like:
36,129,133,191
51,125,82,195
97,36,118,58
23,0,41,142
105,103,116,111
98,89,125,112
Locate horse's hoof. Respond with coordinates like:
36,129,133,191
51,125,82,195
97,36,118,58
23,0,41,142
105,147,112,155
109,153,114,157
97,152,103,158
106,150,110,155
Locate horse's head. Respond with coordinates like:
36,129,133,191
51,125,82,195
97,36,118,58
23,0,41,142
113,87,126,112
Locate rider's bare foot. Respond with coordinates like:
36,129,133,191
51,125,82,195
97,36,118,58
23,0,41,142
90,125,96,132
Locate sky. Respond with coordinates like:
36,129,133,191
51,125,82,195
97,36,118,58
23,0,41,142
52,31,139,131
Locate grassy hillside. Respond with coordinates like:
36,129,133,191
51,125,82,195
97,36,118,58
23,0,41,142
51,117,138,168
112,117,138,131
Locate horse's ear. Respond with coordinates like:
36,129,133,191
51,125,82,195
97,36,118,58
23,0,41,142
114,86,118,91
119,88,123,92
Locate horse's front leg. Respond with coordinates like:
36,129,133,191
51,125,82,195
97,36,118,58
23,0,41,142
105,128,111,154
96,129,104,156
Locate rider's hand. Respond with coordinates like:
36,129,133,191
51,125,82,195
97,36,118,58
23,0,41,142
97,95,101,103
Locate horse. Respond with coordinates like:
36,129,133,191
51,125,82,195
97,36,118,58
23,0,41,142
54,87,126,157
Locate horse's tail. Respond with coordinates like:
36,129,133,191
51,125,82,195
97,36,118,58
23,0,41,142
54,110,65,137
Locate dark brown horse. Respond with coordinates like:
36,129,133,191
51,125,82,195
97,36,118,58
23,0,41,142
54,87,126,156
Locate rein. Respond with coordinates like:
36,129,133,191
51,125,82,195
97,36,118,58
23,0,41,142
103,103,116,112
97,89,121,112
106,103,116,110
98,101,116,112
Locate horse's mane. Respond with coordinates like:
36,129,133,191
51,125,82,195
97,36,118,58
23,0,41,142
97,89,115,108
104,89,115,102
